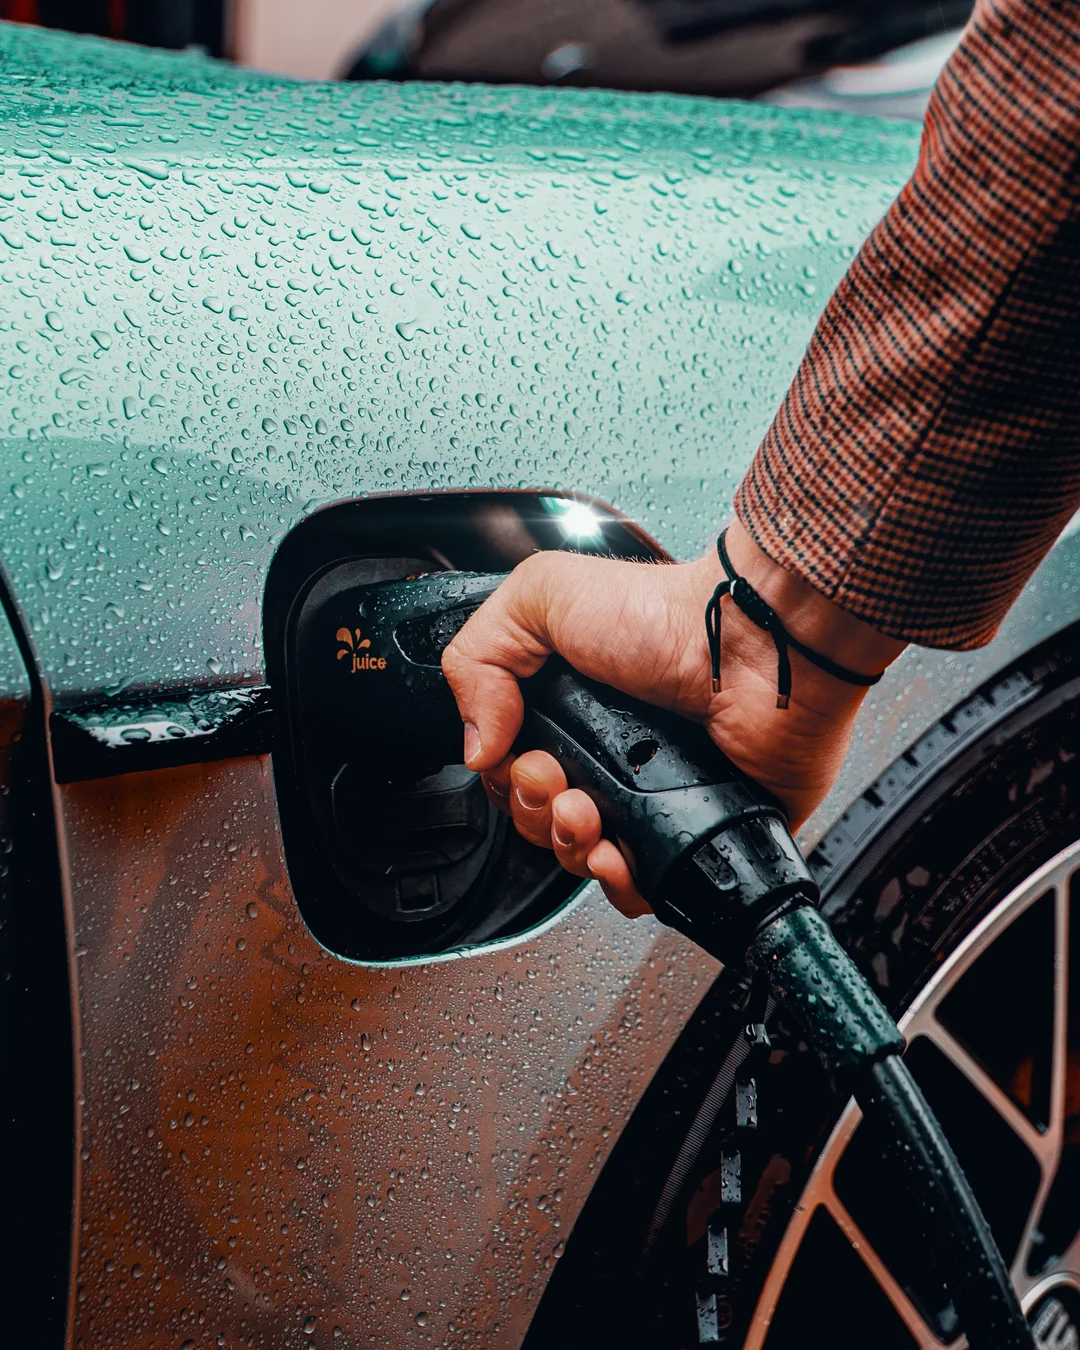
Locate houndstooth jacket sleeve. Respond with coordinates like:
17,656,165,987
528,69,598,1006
735,0,1080,650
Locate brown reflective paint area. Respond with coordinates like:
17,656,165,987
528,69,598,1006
58,755,716,1347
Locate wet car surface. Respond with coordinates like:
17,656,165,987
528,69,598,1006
1,19,1079,1349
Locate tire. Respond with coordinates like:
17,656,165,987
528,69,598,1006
525,625,1080,1349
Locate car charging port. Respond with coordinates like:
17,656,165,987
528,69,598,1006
263,491,666,961
330,760,503,921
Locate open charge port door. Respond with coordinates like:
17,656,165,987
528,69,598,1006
264,491,666,962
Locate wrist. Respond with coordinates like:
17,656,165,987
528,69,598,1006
708,520,906,681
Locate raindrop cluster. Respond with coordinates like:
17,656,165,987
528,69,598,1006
0,19,919,702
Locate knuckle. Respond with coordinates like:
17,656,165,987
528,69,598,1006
440,639,471,685
514,748,554,778
515,550,552,582
512,550,559,604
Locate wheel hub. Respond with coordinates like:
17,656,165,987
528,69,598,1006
1027,1280,1080,1350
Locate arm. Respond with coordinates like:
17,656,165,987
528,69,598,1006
740,0,1080,648
443,0,1080,915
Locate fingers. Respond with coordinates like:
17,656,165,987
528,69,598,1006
480,753,515,813
485,758,604,878
550,789,602,876
441,555,555,772
482,756,653,920
451,660,525,773
585,839,652,919
550,790,653,916
508,751,567,849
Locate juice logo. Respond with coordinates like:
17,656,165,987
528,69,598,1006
336,627,387,672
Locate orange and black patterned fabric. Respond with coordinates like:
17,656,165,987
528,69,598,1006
735,0,1080,649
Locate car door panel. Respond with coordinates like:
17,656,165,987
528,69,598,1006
0,23,921,705
58,755,713,1346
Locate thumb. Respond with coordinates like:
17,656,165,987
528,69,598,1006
441,554,555,771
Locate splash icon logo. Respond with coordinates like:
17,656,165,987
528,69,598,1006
336,627,387,673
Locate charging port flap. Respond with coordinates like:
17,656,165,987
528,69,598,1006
264,492,665,961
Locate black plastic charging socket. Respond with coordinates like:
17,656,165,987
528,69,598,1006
264,491,665,961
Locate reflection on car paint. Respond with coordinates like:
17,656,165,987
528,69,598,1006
59,755,716,1346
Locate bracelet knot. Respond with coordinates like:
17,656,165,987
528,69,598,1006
705,530,884,710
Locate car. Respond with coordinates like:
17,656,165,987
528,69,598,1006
2,18,1079,1350
345,0,973,105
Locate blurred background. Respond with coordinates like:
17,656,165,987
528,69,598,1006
0,0,972,120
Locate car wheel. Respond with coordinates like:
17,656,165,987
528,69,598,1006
526,629,1080,1348
744,840,1080,1348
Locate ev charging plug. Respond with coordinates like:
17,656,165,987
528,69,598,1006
302,568,1033,1350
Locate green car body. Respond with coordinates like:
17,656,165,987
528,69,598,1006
0,21,922,703
2,20,1078,1349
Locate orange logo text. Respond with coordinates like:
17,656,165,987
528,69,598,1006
336,627,387,672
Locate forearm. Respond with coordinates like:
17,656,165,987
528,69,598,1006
736,0,1080,650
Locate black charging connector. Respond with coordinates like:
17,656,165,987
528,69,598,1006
303,567,1033,1350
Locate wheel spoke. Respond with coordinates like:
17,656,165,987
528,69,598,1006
1047,878,1070,1174
1018,874,1080,1290
916,876,1071,1293
822,1190,960,1350
1023,878,1074,1286
742,848,1080,1345
739,1104,861,1350
924,1020,1051,1167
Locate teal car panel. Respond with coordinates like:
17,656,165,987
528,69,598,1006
4,22,1080,1349
0,21,919,706
2,23,1076,840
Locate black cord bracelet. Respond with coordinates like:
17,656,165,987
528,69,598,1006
705,530,884,710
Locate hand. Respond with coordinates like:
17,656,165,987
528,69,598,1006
441,519,905,918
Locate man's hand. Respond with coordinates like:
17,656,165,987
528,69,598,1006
441,518,905,918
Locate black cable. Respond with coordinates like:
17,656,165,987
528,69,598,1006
749,907,1031,1349
856,1056,1033,1350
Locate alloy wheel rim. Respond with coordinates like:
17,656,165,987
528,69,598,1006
744,839,1080,1349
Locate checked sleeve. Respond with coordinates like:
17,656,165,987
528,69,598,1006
735,0,1080,649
